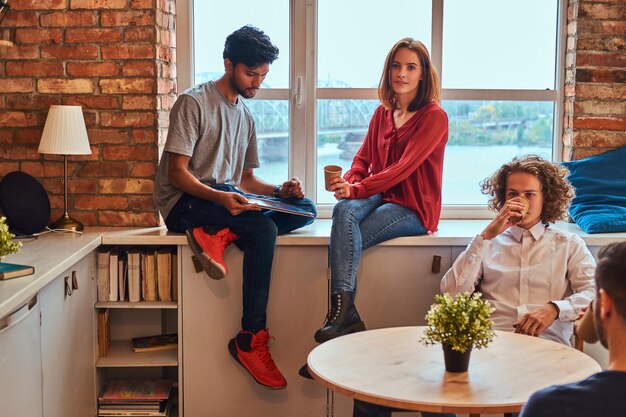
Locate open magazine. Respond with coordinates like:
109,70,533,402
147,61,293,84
245,196,315,218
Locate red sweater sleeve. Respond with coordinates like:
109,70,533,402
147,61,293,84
350,108,448,199
343,107,384,184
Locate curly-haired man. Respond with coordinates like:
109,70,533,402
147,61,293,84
441,155,596,346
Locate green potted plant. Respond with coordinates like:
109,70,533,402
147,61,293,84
421,292,496,372
0,216,21,260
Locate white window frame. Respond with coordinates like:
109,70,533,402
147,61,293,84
177,0,567,219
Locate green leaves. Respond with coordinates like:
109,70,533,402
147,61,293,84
0,216,21,258
421,292,496,354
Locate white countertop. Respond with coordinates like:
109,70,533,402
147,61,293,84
2,220,624,319
1,229,103,319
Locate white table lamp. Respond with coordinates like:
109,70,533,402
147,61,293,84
38,105,92,231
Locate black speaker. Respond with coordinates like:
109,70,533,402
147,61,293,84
0,171,51,235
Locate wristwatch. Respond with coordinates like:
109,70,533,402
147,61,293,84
273,185,282,198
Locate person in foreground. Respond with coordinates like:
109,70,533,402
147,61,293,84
153,25,316,389
314,37,448,345
441,155,596,345
520,241,626,417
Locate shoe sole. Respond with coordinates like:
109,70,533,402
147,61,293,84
185,229,227,280
228,338,287,390
314,321,366,344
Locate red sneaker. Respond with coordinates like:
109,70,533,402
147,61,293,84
185,227,239,280
228,329,287,389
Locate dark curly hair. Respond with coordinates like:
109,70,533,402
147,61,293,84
480,155,574,225
223,25,279,67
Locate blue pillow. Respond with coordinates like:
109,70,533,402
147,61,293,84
561,146,626,234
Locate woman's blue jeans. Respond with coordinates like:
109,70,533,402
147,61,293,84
330,194,427,295
165,185,316,332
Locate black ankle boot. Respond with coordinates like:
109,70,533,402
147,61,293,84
314,291,365,343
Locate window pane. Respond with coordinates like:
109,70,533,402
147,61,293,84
193,0,289,88
246,100,289,184
442,100,554,205
317,0,432,88
442,0,558,89
316,100,378,204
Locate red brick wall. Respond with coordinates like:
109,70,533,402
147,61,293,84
0,0,176,227
1,1,623,224
564,0,626,161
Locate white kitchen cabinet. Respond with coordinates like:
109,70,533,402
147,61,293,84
182,244,456,417
182,244,330,417
0,296,43,417
332,245,456,417
39,254,96,417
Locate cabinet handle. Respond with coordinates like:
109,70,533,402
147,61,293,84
431,255,442,274
65,276,72,296
0,296,38,333
72,271,79,290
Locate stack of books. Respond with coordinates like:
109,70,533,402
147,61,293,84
98,379,173,417
97,246,178,303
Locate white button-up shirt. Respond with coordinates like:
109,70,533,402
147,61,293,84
440,223,596,346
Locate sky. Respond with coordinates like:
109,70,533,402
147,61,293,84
193,0,558,90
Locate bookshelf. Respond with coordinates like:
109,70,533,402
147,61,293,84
96,301,178,309
95,244,180,417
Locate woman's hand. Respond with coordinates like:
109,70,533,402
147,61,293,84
329,177,352,200
480,198,529,240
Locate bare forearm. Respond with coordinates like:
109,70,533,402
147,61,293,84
240,174,274,196
169,168,224,203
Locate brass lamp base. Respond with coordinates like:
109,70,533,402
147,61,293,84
49,213,84,232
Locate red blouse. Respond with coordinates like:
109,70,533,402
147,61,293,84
344,101,448,232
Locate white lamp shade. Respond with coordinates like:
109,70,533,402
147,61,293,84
38,105,92,155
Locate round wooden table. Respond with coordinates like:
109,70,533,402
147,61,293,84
307,326,601,415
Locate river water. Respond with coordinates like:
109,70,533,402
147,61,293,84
254,144,552,206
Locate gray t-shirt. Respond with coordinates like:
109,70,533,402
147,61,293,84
153,81,260,219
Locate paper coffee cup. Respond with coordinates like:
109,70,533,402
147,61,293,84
576,303,599,344
324,165,342,191
509,197,530,223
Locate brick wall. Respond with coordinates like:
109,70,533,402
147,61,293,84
563,0,626,161
1,1,623,225
0,0,176,227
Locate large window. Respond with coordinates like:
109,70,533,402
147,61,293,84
184,0,564,215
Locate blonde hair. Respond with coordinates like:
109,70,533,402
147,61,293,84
480,155,575,225
378,38,441,111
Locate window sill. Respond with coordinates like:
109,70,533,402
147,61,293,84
100,220,626,248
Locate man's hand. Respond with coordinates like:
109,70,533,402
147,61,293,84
279,177,304,199
513,303,559,337
216,192,258,216
480,198,529,240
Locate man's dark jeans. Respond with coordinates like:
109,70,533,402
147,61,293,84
165,185,316,332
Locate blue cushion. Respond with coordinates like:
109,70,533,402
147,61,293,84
561,146,626,234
